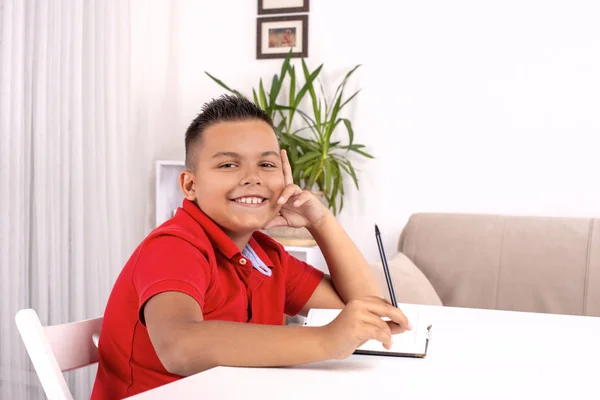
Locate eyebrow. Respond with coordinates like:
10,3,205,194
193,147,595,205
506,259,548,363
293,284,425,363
211,151,280,159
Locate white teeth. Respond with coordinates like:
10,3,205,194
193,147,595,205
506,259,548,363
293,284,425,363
235,197,264,204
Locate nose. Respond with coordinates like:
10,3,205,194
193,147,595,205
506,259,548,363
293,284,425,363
240,166,262,186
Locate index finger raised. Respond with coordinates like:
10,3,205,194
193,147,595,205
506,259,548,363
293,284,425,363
280,149,294,186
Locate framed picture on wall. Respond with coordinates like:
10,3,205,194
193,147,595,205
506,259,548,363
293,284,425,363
256,15,308,59
258,0,309,15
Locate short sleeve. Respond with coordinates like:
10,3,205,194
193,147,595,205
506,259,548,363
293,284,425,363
283,252,325,316
132,235,212,324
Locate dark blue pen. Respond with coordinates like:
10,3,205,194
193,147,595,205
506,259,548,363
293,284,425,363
375,224,398,308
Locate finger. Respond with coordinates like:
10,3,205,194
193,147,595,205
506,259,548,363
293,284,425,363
386,320,407,335
262,215,287,230
277,184,302,205
280,149,294,186
360,311,393,338
291,190,313,207
359,297,412,331
362,325,393,350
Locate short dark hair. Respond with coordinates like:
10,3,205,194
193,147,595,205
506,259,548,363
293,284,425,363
184,94,275,170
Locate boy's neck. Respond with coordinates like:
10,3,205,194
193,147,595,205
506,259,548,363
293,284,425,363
226,231,253,252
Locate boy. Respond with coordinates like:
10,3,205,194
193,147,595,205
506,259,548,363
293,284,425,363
91,95,410,399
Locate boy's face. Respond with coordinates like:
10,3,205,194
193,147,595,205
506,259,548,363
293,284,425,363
182,120,285,236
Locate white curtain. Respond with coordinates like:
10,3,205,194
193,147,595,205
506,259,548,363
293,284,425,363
0,0,179,398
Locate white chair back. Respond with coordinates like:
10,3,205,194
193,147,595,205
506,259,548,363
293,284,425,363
15,308,102,400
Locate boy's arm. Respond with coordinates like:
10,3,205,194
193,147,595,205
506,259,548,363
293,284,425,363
267,149,384,313
302,211,383,312
144,291,406,376
145,292,329,375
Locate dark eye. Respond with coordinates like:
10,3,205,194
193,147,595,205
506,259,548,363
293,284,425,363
219,163,237,169
260,162,276,168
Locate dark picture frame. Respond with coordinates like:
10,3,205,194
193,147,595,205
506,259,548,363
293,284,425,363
258,0,309,15
256,15,308,59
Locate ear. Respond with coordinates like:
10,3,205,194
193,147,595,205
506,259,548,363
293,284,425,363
179,170,197,201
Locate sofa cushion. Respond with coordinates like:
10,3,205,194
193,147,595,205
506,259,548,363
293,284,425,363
370,252,443,306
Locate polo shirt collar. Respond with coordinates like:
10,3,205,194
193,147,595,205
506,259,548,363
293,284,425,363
247,235,274,269
181,199,274,268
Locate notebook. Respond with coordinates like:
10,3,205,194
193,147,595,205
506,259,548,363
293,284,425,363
304,303,432,358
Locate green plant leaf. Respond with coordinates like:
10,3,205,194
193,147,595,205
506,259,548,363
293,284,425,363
268,54,290,117
268,74,279,115
340,144,374,158
297,111,321,142
294,151,321,166
327,64,361,120
328,198,337,216
291,107,316,128
279,133,291,147
204,72,245,98
341,118,354,148
302,59,322,132
294,64,323,108
274,104,296,112
341,159,360,189
339,163,346,212
296,167,310,190
301,164,314,181
330,161,344,215
324,90,344,144
290,125,316,136
288,145,299,166
328,64,360,110
307,159,323,191
350,147,374,159
318,79,330,119
340,89,362,111
252,88,260,107
274,117,287,138
279,51,292,82
280,132,319,151
288,65,296,131
278,113,288,127
318,97,324,134
324,159,334,205
325,106,343,145
258,78,268,111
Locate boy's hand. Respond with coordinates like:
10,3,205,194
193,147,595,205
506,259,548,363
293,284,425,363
319,297,412,360
262,149,329,230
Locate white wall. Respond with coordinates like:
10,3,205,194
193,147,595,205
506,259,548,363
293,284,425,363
154,0,600,263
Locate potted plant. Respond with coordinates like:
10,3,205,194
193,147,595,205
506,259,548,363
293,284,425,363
279,60,373,216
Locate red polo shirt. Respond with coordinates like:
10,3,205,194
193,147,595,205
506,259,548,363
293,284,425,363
91,199,324,399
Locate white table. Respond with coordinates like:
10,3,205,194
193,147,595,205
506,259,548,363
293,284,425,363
125,305,600,400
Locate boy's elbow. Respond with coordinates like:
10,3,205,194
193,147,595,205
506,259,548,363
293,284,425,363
155,334,217,376
159,348,190,376
144,291,214,375
150,334,184,375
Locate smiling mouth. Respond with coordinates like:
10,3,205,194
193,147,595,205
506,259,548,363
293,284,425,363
230,196,268,206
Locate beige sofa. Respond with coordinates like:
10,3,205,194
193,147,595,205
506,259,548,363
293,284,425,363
370,213,600,317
